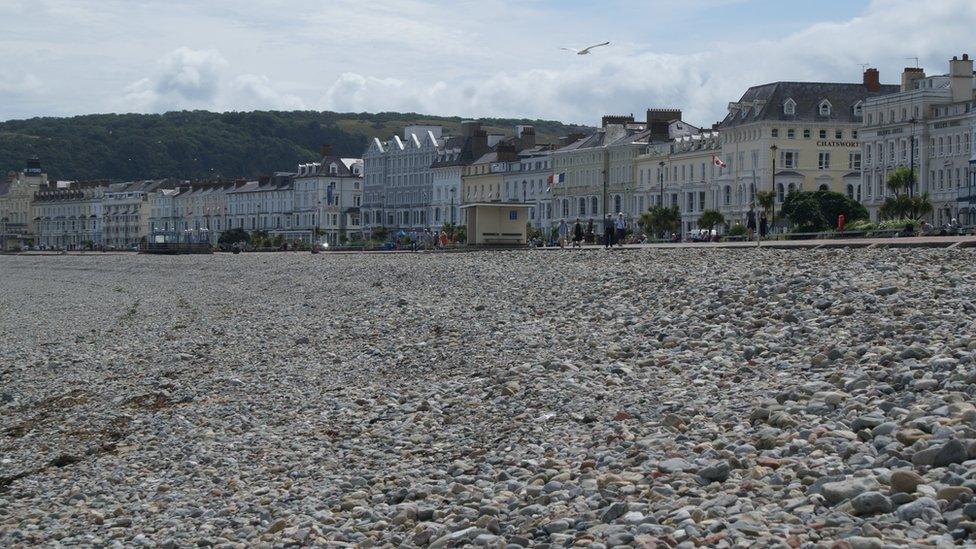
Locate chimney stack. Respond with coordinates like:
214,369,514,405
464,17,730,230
949,54,974,103
320,144,332,157
901,67,925,92
863,68,881,92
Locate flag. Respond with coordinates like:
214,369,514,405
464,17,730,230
712,155,727,168
546,173,565,193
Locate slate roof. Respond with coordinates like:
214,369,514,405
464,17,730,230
719,81,900,128
0,180,11,196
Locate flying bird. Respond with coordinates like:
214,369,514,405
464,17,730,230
560,42,610,55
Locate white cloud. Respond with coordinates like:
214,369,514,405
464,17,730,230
122,48,305,113
3,0,976,125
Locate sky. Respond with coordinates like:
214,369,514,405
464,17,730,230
1,0,975,127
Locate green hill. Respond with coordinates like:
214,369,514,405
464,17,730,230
0,111,592,182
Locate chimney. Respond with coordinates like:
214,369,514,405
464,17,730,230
863,68,881,92
647,108,682,142
601,114,634,128
461,120,481,137
901,67,925,92
517,125,536,149
558,133,585,148
319,144,332,157
949,53,974,103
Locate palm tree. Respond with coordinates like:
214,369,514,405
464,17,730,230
886,167,914,199
756,190,775,225
697,209,725,231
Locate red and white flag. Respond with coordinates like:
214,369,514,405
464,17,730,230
712,155,727,168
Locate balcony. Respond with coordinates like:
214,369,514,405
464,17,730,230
958,184,976,205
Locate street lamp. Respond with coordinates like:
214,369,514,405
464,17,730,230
658,160,665,208
450,187,456,225
908,117,917,197
770,144,779,231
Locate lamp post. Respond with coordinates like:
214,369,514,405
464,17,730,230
908,117,917,197
770,144,779,231
658,160,665,208
450,187,456,226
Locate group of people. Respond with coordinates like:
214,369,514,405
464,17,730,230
554,213,629,249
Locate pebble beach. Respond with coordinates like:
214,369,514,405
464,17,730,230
3,248,976,548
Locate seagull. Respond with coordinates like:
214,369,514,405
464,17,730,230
560,41,611,55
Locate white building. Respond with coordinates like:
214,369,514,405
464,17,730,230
362,125,443,234
430,121,491,228
102,180,177,249
502,141,555,231
860,55,976,224
226,173,298,239
294,152,364,245
33,182,105,249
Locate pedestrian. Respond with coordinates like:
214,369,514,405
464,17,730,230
615,213,626,247
572,218,583,248
557,219,569,248
759,211,768,240
603,214,614,248
746,207,757,240
585,219,594,244
439,230,449,247
837,212,846,234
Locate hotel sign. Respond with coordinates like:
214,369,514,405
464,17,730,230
816,140,859,148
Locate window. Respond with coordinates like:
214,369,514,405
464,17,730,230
853,101,863,117
803,129,811,139
591,196,598,214
788,129,795,139
782,151,798,169
852,130,858,140
614,195,622,213
771,129,779,138
819,130,827,139
578,197,586,215
835,130,843,140
724,186,731,205
846,184,854,199
849,152,861,170
819,100,832,117
777,183,785,202
818,152,831,170
784,99,796,115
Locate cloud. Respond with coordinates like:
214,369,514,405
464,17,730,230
312,0,976,126
122,47,306,113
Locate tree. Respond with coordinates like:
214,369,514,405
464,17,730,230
697,210,725,231
218,227,250,246
886,167,914,198
639,206,680,239
756,190,776,226
784,193,826,232
782,190,868,231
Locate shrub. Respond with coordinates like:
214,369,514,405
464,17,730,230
727,224,748,237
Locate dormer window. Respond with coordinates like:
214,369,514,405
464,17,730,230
330,163,338,175
819,99,832,117
853,101,864,117
783,98,796,116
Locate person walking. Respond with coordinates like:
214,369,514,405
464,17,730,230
759,211,769,240
572,218,584,248
603,214,614,248
557,219,569,248
585,218,594,244
746,207,757,240
615,213,626,248
837,212,846,235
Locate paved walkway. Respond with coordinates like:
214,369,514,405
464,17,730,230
541,235,976,251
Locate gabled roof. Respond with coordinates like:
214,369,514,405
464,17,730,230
719,81,899,128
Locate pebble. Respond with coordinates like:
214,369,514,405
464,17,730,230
2,249,975,546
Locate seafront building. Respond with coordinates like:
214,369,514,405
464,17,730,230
294,149,364,246
551,111,697,237
711,69,899,230
859,55,976,224
0,157,49,249
225,173,298,240
362,126,444,235
33,182,106,250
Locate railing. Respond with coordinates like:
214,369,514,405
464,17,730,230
140,242,213,254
